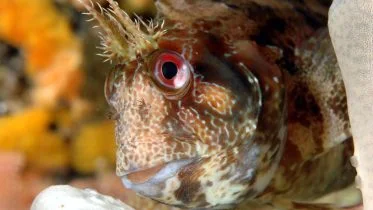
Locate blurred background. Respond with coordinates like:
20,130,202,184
0,0,175,209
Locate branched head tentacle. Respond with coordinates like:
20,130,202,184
80,0,167,63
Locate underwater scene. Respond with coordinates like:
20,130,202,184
0,0,366,210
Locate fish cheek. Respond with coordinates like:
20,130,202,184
190,57,261,149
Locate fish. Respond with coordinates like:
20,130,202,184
83,0,358,209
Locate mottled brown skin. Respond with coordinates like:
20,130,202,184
95,0,357,209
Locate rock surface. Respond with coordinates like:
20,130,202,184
31,185,134,210
329,0,373,209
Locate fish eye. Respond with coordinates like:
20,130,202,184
162,62,178,79
151,50,192,99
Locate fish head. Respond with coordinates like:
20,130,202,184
86,0,286,208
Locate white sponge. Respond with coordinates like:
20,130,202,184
329,0,373,209
31,185,134,210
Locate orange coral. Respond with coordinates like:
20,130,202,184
0,0,87,170
71,121,116,174
0,0,83,106
0,108,69,170
0,0,78,73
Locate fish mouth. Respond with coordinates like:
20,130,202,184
121,158,195,197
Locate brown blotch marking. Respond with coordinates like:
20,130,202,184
288,84,320,126
195,193,208,207
206,181,213,187
174,142,184,153
174,181,201,204
287,82,324,153
280,140,301,167
174,164,205,204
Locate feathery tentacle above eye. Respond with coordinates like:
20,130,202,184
80,0,167,63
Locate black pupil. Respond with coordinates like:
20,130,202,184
162,62,178,80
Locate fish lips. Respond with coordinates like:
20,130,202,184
121,158,195,197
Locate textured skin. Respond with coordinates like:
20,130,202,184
329,0,373,209
265,30,355,200
91,0,358,209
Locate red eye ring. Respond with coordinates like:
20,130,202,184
154,52,190,89
151,50,192,99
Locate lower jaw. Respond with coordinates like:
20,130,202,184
121,158,195,197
